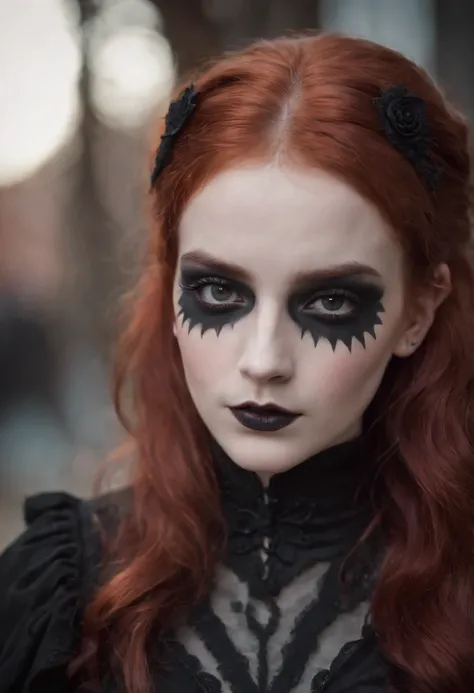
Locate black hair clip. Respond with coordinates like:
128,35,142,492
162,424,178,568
373,84,442,191
150,84,197,187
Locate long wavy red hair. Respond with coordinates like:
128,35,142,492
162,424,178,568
72,33,474,693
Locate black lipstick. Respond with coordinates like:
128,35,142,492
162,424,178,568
229,402,301,432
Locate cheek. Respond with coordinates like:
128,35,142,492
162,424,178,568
326,348,387,389
312,295,406,400
300,335,394,409
175,324,236,389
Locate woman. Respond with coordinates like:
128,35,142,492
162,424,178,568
1,32,473,693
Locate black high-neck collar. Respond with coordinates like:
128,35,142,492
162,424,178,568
212,437,379,595
213,436,374,514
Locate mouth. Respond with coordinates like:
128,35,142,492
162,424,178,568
229,401,301,432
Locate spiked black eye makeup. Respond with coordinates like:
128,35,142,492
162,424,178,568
177,266,255,336
288,276,385,351
177,257,385,349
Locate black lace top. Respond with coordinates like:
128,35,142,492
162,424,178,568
0,438,390,693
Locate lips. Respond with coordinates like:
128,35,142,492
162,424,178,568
229,401,301,432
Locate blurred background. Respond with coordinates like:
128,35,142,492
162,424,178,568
0,0,473,547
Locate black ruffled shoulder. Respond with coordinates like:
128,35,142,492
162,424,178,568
0,492,101,693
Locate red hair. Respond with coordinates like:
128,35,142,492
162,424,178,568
73,33,474,693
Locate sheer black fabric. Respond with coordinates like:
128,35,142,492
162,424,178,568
0,440,392,693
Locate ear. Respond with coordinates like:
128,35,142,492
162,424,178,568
173,320,178,338
393,263,451,358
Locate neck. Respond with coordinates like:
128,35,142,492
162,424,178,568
254,430,362,487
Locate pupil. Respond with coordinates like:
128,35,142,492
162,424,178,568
211,285,232,302
322,296,344,311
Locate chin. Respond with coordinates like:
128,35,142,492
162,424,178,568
217,432,314,476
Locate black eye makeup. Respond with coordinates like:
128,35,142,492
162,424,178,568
177,266,255,336
176,262,385,350
288,276,385,351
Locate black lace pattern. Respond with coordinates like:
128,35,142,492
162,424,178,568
160,438,387,692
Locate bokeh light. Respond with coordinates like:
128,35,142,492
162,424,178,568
86,0,176,131
0,0,82,186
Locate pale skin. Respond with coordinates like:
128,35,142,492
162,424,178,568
172,163,451,480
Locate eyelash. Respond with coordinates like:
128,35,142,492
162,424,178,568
179,276,245,310
180,276,364,321
302,288,361,320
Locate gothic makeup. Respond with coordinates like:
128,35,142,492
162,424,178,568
288,275,385,351
173,164,411,478
178,261,385,351
178,265,255,336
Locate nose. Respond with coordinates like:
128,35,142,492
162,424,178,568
238,307,294,385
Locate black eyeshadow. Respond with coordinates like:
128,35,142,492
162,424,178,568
176,264,385,350
177,265,255,336
288,277,385,351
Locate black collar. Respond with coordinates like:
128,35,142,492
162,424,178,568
212,437,379,594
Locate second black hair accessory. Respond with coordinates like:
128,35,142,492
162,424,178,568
373,84,442,191
150,84,197,187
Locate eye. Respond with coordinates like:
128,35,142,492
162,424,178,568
303,290,358,319
198,282,244,306
179,275,248,310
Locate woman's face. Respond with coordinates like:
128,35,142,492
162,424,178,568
172,164,411,477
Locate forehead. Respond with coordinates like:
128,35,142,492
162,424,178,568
178,164,402,281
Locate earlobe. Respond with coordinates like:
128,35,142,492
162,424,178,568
393,336,420,358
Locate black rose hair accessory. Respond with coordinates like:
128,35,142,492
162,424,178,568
373,84,442,191
150,84,197,187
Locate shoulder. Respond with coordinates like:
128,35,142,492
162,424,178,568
0,488,131,693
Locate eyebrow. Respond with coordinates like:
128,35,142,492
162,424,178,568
179,250,383,288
